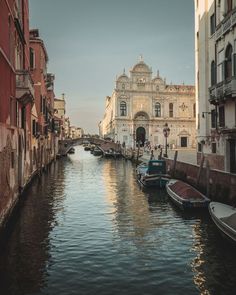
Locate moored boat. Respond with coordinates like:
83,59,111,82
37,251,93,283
209,202,236,243
136,160,169,188
67,147,75,154
166,179,210,210
93,147,103,156
103,148,122,158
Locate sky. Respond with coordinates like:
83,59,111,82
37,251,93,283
29,0,195,134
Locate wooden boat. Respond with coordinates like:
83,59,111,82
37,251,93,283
209,202,236,243
166,179,210,210
67,147,75,154
84,144,91,151
103,148,122,158
136,160,169,188
93,147,103,156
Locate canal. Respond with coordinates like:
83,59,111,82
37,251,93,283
1,146,236,295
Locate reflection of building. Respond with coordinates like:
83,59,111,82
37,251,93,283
99,58,196,148
195,1,236,172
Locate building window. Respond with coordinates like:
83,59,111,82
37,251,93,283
10,97,17,126
212,142,217,153
193,103,196,118
211,109,217,128
211,61,216,86
120,101,127,116
226,0,233,14
210,14,215,35
32,119,37,136
217,50,224,83
154,102,161,117
225,44,233,79
198,142,202,152
30,47,35,69
219,105,225,127
169,103,173,117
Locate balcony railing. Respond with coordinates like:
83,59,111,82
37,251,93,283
209,76,236,103
215,9,236,41
16,70,34,105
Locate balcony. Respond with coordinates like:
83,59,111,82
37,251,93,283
215,9,236,41
209,77,236,104
16,70,35,105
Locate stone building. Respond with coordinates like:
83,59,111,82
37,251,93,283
99,59,196,149
195,0,236,172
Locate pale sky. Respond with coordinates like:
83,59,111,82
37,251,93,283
29,0,195,134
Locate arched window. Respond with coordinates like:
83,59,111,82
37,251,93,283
154,102,161,117
193,103,196,118
211,61,216,86
120,101,127,116
225,44,233,79
169,103,173,118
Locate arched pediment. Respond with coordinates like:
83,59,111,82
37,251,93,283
178,129,190,136
117,74,129,82
134,111,150,120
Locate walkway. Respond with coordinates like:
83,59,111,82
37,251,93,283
140,148,197,165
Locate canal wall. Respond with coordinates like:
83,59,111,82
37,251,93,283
0,124,20,232
165,157,236,205
0,123,58,234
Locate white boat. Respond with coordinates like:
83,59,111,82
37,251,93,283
209,202,236,243
166,179,210,210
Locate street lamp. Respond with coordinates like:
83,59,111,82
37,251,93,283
163,123,170,158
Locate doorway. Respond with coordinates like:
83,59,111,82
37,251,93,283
136,127,146,146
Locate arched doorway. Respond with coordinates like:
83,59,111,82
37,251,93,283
136,127,146,146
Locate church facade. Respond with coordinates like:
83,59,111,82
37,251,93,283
99,59,196,149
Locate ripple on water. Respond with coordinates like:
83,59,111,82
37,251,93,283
1,147,236,295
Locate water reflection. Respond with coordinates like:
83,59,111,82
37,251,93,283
191,217,236,295
0,146,236,295
0,160,67,295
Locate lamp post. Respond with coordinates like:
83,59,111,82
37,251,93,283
163,123,170,158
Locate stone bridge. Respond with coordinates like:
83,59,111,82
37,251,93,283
58,137,121,156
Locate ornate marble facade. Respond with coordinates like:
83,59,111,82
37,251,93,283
99,59,196,148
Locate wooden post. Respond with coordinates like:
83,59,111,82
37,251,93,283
196,153,205,186
158,148,163,160
206,159,210,199
172,150,178,178
136,141,140,164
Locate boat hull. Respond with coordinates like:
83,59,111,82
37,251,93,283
136,160,169,188
166,179,210,210
209,202,236,243
138,174,169,188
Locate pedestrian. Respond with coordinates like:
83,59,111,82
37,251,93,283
150,149,154,160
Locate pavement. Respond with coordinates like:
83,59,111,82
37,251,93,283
140,148,197,165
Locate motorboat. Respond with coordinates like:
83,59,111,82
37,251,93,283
136,160,169,188
67,147,75,154
166,179,210,210
93,147,103,156
209,202,236,243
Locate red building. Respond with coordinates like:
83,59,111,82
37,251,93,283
30,29,57,167
0,0,34,227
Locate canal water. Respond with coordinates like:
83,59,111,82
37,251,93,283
1,146,236,295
